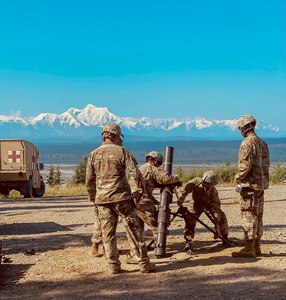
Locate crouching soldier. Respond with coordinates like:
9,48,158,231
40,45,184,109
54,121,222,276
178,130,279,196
137,151,182,237
178,170,229,252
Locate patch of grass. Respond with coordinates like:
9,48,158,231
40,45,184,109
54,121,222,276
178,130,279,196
5,190,22,199
44,184,87,197
1,184,87,199
176,164,285,185
216,165,236,184
270,164,286,184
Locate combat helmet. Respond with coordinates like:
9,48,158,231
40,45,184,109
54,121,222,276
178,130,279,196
202,170,219,185
145,151,164,165
237,115,256,135
102,123,123,137
102,123,124,145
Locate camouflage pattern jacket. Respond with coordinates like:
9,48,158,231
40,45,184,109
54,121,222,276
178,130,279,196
86,141,143,204
234,132,270,191
139,162,180,204
180,177,222,223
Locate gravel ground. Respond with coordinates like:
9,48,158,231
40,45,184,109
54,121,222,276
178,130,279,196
0,185,285,300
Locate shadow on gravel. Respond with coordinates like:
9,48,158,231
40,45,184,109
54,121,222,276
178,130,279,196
0,222,71,235
260,239,286,246
0,196,86,203
0,233,92,255
0,263,33,290
0,265,285,300
0,204,91,213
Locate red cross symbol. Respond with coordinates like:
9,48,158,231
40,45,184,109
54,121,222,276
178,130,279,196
8,150,21,163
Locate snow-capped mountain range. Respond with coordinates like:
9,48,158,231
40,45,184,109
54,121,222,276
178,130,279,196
0,104,283,140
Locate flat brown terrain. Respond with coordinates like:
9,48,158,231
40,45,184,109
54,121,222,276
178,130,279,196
0,186,285,300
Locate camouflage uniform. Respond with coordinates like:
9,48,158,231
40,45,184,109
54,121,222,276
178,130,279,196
137,162,181,233
234,132,270,241
90,205,102,245
180,177,228,241
86,141,151,271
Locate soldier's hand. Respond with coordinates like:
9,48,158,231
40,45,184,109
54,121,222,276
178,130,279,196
214,225,222,239
235,184,242,193
177,197,184,207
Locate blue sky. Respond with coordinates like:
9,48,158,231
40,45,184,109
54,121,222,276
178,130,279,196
0,0,285,129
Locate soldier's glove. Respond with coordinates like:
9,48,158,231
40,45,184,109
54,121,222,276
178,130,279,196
214,224,222,239
177,197,184,207
235,184,242,193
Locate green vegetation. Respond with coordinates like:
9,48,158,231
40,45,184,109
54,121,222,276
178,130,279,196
72,156,88,185
46,165,63,186
3,184,87,199
44,184,87,197
216,165,236,184
270,164,286,184
176,164,285,185
175,166,205,183
2,161,285,199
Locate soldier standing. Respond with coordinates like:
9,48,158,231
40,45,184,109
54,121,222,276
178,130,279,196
232,115,270,258
178,170,229,252
136,151,181,236
86,123,156,274
88,205,103,257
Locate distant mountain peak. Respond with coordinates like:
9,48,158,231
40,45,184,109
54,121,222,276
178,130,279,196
0,103,283,140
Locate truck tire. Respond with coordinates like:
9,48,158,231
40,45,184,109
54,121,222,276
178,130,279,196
0,189,9,198
33,180,45,198
23,179,33,198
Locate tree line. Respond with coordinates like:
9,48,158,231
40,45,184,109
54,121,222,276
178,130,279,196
47,157,286,187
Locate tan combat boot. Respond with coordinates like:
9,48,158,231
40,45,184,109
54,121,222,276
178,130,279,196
183,239,192,252
89,243,101,257
255,239,262,256
231,240,256,258
109,265,121,274
139,262,156,273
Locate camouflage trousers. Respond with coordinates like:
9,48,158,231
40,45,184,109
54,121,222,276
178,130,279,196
96,199,150,268
239,187,264,241
184,206,229,241
91,204,102,245
136,197,158,235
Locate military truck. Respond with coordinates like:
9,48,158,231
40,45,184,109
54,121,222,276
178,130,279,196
0,139,45,198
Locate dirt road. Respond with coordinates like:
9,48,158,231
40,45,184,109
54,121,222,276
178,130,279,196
0,186,285,299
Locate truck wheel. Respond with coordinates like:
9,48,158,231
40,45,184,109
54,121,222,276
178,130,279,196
33,181,45,198
0,189,9,198
23,179,33,198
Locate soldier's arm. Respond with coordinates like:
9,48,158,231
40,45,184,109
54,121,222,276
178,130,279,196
85,153,96,202
263,141,270,168
179,179,196,203
123,148,144,195
208,188,221,224
153,167,180,187
234,142,253,184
